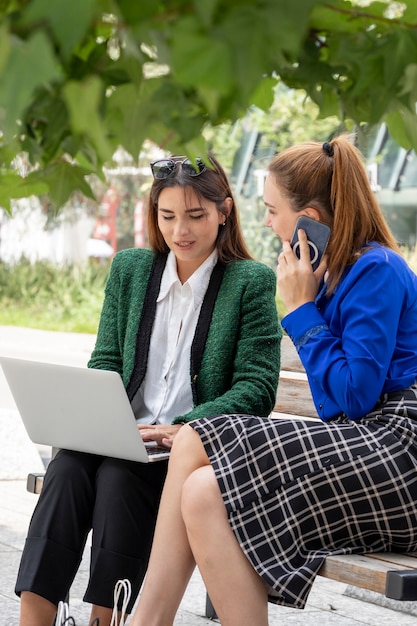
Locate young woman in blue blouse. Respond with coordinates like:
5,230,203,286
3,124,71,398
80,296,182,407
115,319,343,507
129,135,417,626
15,154,281,626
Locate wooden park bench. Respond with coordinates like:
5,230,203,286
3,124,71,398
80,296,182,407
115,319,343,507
27,335,417,619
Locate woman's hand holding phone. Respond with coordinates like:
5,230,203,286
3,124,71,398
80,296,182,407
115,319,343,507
290,216,330,271
277,228,328,314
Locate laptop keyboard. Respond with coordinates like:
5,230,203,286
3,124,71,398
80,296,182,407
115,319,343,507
145,443,170,456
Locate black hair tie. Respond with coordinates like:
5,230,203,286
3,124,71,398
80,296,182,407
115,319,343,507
322,142,334,157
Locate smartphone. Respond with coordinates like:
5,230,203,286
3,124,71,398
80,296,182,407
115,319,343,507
290,216,331,271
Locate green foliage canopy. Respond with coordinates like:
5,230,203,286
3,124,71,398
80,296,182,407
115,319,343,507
0,0,417,210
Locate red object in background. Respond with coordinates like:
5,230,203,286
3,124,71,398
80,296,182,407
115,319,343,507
94,186,119,255
134,200,146,248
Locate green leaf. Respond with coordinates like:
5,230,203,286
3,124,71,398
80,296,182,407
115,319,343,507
171,17,233,95
107,82,155,157
249,77,277,112
314,86,341,119
383,32,417,92
401,108,417,153
181,135,209,163
107,76,207,156
193,0,218,28
23,89,70,164
0,22,10,74
402,1,417,22
22,0,97,59
26,162,96,210
63,77,113,163
262,0,319,55
398,63,417,100
0,32,61,139
219,7,275,101
0,172,49,213
385,107,417,153
195,85,222,119
116,0,163,22
311,0,392,32
0,138,20,168
309,1,359,34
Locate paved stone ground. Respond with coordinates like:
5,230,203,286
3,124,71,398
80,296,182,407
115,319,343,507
1,325,417,625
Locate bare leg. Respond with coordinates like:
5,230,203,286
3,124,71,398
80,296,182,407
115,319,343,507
182,465,269,626
129,426,210,626
89,605,124,625
19,592,57,626
19,593,126,626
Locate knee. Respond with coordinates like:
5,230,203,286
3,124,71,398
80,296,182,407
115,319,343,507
181,466,220,526
96,457,124,482
47,450,91,485
171,424,199,454
170,425,208,472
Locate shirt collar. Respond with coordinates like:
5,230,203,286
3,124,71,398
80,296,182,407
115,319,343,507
158,249,219,309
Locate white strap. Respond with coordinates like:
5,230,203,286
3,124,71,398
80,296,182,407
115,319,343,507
110,578,132,626
55,601,70,624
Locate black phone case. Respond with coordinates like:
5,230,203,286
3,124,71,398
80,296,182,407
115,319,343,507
290,216,331,271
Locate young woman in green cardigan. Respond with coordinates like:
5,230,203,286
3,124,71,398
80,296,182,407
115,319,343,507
16,154,282,626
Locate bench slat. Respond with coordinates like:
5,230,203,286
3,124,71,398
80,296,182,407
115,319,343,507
275,336,318,417
368,552,417,568
319,553,405,595
274,377,317,418
279,335,305,372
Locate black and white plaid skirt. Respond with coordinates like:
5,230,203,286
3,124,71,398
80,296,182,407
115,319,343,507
190,386,417,609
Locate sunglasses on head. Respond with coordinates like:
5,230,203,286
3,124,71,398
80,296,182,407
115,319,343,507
150,157,207,180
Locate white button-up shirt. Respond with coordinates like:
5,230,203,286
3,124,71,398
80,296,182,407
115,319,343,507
132,249,218,424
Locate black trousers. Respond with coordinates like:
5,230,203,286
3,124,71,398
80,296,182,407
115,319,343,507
15,450,168,612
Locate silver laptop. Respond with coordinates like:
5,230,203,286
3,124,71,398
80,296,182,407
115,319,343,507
0,356,170,463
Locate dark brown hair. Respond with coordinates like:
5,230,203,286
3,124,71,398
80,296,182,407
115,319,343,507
268,134,400,292
147,153,253,263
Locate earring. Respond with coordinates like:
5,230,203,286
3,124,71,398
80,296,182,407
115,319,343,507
222,220,226,226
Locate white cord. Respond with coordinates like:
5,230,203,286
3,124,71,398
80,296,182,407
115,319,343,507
56,600,70,625
110,578,132,626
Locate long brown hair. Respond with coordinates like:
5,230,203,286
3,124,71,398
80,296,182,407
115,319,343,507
268,134,400,292
147,153,253,263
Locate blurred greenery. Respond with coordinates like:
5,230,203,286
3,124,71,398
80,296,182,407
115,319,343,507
0,258,110,333
1,247,417,334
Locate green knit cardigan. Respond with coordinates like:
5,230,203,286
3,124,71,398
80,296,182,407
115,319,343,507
88,248,282,423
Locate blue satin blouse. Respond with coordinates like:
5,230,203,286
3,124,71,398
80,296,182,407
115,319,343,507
282,243,417,421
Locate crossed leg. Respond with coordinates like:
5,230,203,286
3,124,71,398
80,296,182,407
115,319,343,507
129,424,268,626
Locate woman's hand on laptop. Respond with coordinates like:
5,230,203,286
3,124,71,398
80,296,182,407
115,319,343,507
138,423,182,449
